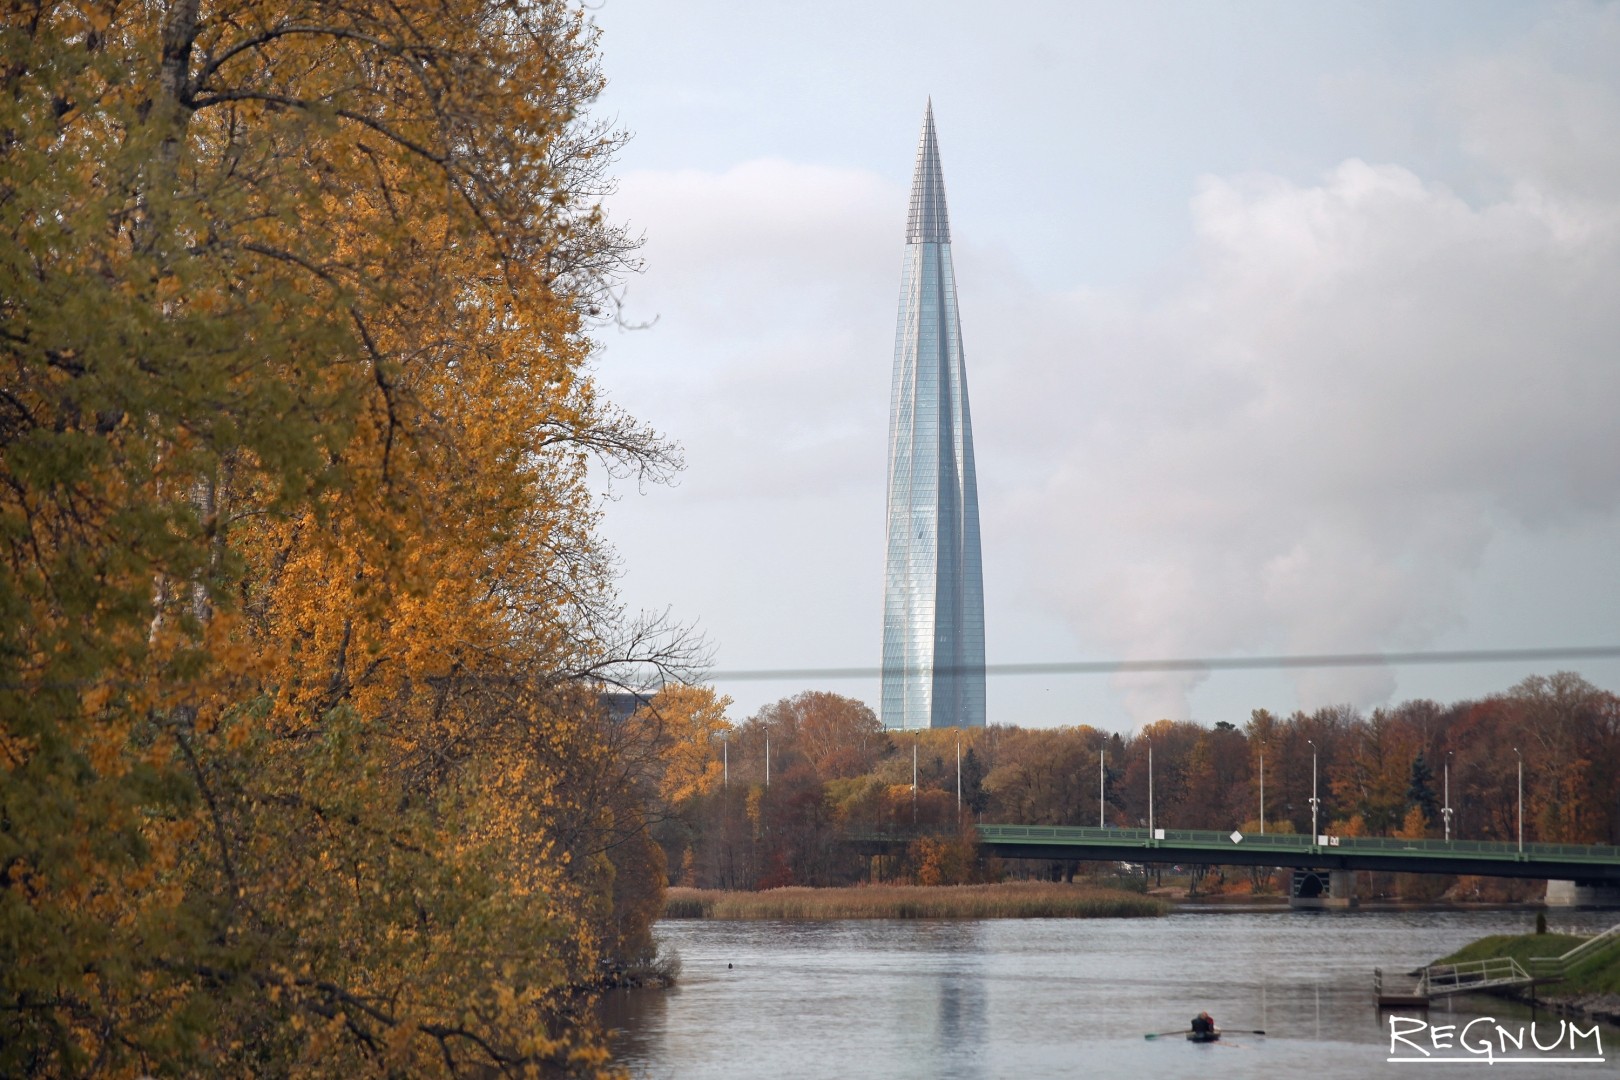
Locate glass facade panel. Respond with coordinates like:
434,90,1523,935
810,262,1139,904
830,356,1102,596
881,104,986,730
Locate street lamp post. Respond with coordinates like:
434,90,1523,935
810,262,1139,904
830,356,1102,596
717,729,731,887
1442,751,1453,842
1307,739,1320,846
1099,747,1106,829
912,731,919,825
1514,747,1524,854
1259,749,1265,836
1148,741,1155,836
956,737,962,814
764,730,770,790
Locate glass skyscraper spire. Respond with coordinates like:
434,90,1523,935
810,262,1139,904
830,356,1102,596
881,103,986,730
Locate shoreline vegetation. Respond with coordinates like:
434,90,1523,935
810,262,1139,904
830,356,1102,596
663,882,1172,920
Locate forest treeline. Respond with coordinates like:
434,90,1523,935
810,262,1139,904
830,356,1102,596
644,673,1620,892
2,2,689,1076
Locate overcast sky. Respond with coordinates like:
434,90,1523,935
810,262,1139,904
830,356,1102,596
582,0,1620,731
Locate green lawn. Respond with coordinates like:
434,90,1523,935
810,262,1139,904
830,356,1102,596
1438,932,1620,995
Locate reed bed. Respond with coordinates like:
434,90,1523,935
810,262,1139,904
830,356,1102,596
663,882,1169,920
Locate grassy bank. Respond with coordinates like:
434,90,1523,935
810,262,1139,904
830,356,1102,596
1438,932,1620,996
664,882,1171,920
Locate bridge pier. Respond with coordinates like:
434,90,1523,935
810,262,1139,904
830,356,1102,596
1328,869,1358,908
1546,880,1620,908
1289,868,1359,909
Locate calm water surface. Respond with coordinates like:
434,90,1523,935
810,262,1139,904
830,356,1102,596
602,908,1620,1079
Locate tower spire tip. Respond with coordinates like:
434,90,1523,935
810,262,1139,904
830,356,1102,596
906,103,950,244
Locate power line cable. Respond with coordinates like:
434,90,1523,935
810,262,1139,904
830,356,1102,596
705,645,1620,682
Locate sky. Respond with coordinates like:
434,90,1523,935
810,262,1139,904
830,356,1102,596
580,0,1620,732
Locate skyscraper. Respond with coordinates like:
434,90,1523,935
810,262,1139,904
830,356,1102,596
881,103,986,730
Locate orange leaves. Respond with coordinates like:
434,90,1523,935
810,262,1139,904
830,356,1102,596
633,685,732,807
84,718,131,777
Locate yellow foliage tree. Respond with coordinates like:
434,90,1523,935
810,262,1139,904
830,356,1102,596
2,1,687,1074
633,685,731,807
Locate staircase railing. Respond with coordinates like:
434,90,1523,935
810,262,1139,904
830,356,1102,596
1528,922,1620,978
1386,923,1620,1002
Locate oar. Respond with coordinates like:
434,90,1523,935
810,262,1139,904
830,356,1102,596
1143,1029,1186,1040
1220,1029,1266,1035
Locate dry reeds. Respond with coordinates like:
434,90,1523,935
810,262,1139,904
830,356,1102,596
663,882,1169,920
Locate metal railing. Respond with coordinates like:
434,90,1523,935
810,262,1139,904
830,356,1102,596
1394,923,1620,999
1419,957,1532,997
1528,922,1620,977
966,823,1620,864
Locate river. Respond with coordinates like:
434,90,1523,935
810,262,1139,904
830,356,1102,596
601,908,1620,1078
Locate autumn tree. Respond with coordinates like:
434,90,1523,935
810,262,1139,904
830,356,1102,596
1408,753,1439,828
3,0,686,1074
1329,708,1415,834
756,690,888,780
633,685,731,807
960,746,989,815
983,726,1107,826
633,684,732,891
1511,673,1620,843
1182,720,1252,830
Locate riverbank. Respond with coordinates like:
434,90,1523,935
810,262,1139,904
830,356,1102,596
663,882,1170,920
1437,926,1620,1021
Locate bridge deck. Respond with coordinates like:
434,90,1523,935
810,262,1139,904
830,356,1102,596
855,824,1620,881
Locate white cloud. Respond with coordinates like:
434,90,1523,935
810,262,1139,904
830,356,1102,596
1443,2,1620,200
989,150,1620,722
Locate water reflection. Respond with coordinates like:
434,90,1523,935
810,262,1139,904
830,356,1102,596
598,983,667,1072
929,925,986,1080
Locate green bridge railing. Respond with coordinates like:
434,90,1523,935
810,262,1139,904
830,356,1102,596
969,823,1620,865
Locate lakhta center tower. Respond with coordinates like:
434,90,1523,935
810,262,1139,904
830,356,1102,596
881,103,985,730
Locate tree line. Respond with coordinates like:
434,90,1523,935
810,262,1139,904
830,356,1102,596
642,673,1620,891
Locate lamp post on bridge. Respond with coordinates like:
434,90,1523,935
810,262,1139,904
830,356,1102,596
1099,745,1106,829
1442,750,1453,842
956,736,962,815
1307,739,1320,848
1258,747,1265,836
1513,746,1524,854
1147,740,1155,837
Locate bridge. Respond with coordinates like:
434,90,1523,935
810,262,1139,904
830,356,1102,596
858,824,1620,882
